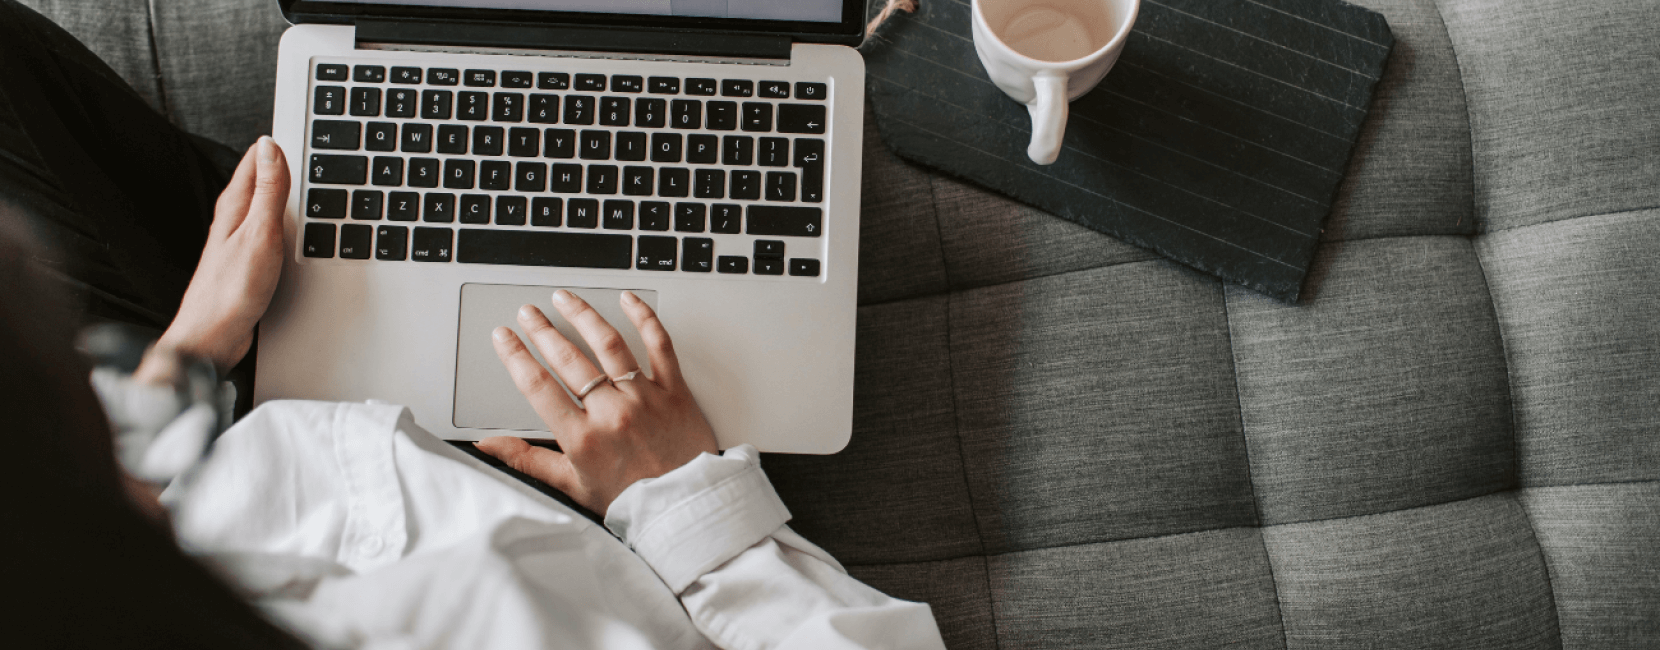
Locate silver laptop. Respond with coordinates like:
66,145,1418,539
258,0,866,453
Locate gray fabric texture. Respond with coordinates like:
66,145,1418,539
23,0,1660,647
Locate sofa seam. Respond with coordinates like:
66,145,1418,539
1428,0,1483,233
142,0,173,121
1477,204,1660,235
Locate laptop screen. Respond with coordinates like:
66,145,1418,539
328,1,844,23
281,0,863,43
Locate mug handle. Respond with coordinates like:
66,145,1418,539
1025,70,1069,165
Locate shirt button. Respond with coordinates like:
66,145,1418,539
361,536,384,554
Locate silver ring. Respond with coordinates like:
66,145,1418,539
574,375,610,398
612,370,641,383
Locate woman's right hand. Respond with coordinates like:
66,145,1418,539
475,289,719,517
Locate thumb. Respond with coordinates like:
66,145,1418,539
246,136,291,237
476,437,581,494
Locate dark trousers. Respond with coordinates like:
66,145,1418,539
0,0,238,329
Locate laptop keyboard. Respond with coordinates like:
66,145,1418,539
299,61,832,277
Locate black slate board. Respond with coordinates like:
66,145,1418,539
863,0,1394,302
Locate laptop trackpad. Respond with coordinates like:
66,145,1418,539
453,283,658,433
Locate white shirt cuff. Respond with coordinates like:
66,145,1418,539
605,444,791,594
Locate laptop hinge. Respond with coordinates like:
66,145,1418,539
355,19,793,61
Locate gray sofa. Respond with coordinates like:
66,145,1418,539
26,0,1658,647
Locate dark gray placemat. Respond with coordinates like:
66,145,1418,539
863,0,1393,302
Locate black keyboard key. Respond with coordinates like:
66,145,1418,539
386,88,417,118
564,95,594,125
303,222,336,257
694,169,725,199
412,227,452,262
759,137,788,166
755,257,784,275
314,86,346,115
622,166,653,197
340,223,373,259
371,156,403,186
388,191,419,221
538,72,569,90
795,82,827,100
789,258,821,277
515,162,547,192
424,193,456,222
545,128,576,158
649,76,680,94
748,205,823,237
316,64,347,81
717,255,747,274
635,98,666,128
742,102,773,132
580,130,611,160
730,170,761,200
366,123,397,152
460,194,491,224
759,81,790,98
376,225,408,260
612,75,643,93
508,127,541,157
658,168,689,197
391,66,423,84
778,104,827,134
670,100,701,130
532,197,562,227
444,159,476,189
640,201,670,231
794,137,825,202
575,74,606,91
311,120,360,150
765,171,797,202
480,161,512,191
493,92,524,122
754,240,785,259
353,65,385,83
721,79,754,97
458,229,630,268
723,136,753,166
529,94,560,124
458,91,489,120
675,203,706,232
549,163,582,193
429,68,460,86
616,131,647,161
438,124,468,154
502,70,533,88
793,137,825,167
707,101,737,130
651,133,682,163
307,188,348,219
422,89,453,119
408,158,440,188
587,165,618,194
711,204,742,234
464,69,496,87
401,124,433,153
688,78,718,96
310,154,367,185
602,200,633,229
568,199,599,228
496,196,527,225
599,97,630,126
636,235,676,271
350,87,381,116
801,168,824,203
683,238,714,272
474,126,505,156
687,135,719,164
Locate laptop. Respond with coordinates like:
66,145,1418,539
258,0,866,453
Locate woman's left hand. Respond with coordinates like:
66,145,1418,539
156,136,290,373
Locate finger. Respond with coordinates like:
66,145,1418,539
210,144,260,238
619,291,683,390
515,305,608,400
491,326,579,429
550,289,640,378
475,436,581,494
241,137,291,243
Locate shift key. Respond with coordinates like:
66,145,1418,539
309,154,368,185
747,205,822,237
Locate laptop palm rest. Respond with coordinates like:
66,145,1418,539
453,283,657,434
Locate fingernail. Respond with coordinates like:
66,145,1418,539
492,326,512,342
553,289,572,304
518,305,537,320
257,136,276,163
621,291,640,305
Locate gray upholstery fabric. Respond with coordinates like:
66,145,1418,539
24,0,1659,647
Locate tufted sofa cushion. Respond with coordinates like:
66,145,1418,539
25,0,1657,647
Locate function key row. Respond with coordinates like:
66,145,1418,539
315,63,826,99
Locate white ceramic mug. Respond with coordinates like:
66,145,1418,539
972,0,1139,165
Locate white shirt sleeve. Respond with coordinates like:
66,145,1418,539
605,445,947,650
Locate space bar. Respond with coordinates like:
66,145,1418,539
457,229,633,269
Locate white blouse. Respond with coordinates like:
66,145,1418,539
160,400,946,650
